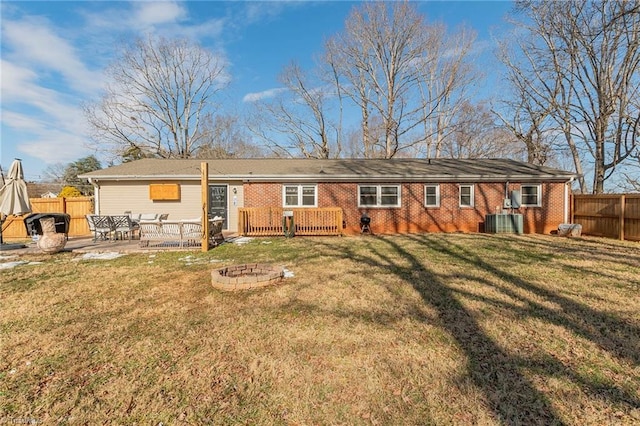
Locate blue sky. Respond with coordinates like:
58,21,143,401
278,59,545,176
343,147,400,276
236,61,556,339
1,1,514,181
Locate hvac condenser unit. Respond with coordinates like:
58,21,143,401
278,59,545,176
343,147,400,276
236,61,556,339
485,213,523,234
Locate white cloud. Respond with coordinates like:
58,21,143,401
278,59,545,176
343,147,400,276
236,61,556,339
134,1,186,27
179,18,226,41
1,61,87,130
18,129,92,166
80,2,225,43
0,111,47,133
2,16,104,95
243,88,287,103
1,57,92,166
242,1,297,25
1,61,67,116
0,1,232,175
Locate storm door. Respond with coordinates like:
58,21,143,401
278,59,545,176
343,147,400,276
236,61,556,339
208,185,228,229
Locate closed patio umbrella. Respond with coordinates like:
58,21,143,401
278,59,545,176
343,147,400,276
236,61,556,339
0,159,32,248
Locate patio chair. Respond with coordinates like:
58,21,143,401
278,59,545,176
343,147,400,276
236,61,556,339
110,215,137,241
89,215,114,242
181,222,203,247
209,219,225,246
86,214,96,234
139,213,159,222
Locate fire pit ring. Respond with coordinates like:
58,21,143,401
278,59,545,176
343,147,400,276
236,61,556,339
212,264,284,291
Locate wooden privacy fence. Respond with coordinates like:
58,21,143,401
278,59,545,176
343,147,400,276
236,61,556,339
1,197,93,240
238,207,343,237
572,194,640,241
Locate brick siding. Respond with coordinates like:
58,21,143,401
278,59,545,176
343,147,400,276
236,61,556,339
243,181,567,235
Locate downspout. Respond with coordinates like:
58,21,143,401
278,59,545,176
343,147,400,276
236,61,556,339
87,178,100,214
564,177,575,224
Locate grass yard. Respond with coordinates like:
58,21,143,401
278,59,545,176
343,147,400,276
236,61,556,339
1,233,639,425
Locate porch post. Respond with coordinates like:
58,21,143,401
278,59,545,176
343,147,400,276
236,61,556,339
201,162,209,252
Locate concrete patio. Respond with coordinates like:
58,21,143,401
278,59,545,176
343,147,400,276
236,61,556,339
1,231,238,255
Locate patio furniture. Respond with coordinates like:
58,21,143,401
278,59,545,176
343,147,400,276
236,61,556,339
89,215,115,242
86,214,96,234
139,221,184,248
210,219,224,246
139,218,224,249
137,213,169,223
26,213,71,236
110,214,138,241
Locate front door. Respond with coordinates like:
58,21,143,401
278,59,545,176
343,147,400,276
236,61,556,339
208,185,228,229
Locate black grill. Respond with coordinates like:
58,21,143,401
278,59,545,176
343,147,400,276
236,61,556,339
360,213,371,234
24,213,71,236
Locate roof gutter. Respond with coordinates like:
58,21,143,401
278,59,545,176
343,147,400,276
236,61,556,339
80,173,577,183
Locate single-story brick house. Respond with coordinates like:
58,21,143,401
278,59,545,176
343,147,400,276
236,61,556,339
80,158,577,235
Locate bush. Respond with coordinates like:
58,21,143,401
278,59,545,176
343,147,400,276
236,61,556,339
58,186,83,198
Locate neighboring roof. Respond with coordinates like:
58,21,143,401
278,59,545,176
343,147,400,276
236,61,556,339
79,158,577,183
26,182,63,197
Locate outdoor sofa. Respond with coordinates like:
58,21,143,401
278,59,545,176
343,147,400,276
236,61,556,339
138,217,224,248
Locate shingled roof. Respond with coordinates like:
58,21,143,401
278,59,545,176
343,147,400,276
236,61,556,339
79,158,576,183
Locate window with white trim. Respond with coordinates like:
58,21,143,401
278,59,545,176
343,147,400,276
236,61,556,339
424,184,440,207
283,184,317,207
521,184,541,206
358,185,401,207
459,184,474,207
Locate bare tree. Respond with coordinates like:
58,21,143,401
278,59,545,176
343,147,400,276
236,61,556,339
494,38,556,166
247,61,343,158
197,113,264,159
418,24,478,159
502,0,640,193
42,163,66,184
324,1,478,158
440,101,525,159
84,36,227,160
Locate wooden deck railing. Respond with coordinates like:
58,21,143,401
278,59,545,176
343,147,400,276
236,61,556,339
238,207,343,236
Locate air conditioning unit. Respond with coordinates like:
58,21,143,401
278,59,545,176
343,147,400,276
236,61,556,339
485,213,523,234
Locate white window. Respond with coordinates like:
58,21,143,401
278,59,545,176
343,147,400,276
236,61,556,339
358,185,401,207
459,184,474,207
424,185,440,207
283,185,317,207
521,184,541,207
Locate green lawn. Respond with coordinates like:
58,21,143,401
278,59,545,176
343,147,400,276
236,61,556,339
1,233,639,425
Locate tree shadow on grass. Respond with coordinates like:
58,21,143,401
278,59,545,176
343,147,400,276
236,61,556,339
307,234,640,424
314,236,567,425
491,234,640,273
412,234,640,367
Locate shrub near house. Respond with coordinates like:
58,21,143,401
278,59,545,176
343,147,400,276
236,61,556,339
58,186,83,198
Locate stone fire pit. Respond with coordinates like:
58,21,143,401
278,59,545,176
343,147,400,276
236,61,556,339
212,263,284,291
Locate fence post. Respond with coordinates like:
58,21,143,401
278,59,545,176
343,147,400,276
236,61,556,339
619,194,625,241
570,194,575,224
